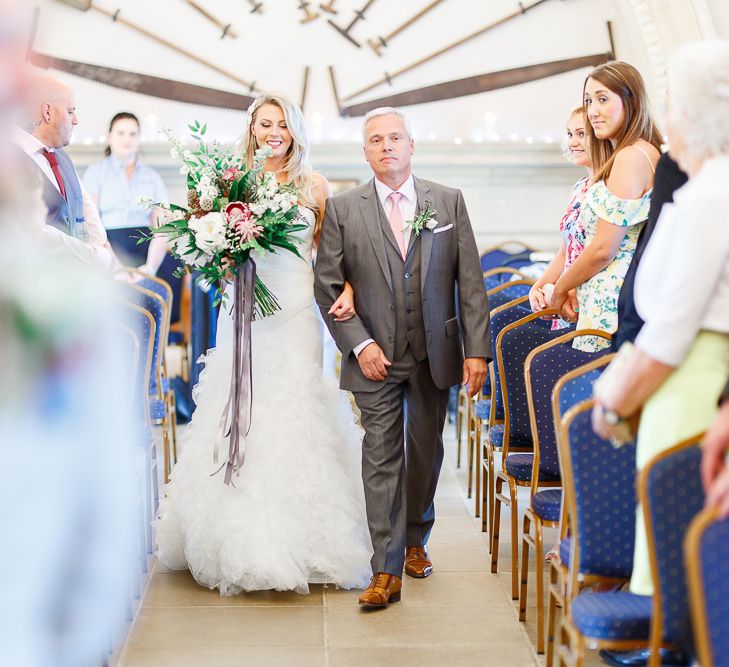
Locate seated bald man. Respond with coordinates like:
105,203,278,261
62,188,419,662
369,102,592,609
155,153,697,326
12,72,116,269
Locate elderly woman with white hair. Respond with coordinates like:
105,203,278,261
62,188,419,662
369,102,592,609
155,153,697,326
593,39,729,601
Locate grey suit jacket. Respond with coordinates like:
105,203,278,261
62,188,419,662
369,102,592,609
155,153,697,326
314,176,491,393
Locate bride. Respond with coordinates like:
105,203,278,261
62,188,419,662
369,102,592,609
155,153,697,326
155,92,373,595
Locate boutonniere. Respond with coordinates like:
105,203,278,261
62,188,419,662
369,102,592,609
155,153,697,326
403,202,438,237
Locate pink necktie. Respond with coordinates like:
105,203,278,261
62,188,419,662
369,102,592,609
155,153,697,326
387,191,407,260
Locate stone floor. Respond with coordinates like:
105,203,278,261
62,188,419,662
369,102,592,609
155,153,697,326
114,419,606,667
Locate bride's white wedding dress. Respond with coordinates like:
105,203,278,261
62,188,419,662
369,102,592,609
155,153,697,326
155,208,373,594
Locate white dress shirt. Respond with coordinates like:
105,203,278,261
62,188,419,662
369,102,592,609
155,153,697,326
354,174,417,358
12,127,115,270
634,155,729,366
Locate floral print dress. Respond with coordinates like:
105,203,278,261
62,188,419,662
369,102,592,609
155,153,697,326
573,180,650,351
553,176,591,330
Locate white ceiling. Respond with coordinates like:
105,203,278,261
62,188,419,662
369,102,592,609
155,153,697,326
33,0,717,148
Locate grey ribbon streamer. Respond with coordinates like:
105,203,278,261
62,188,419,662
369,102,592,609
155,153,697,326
212,258,255,485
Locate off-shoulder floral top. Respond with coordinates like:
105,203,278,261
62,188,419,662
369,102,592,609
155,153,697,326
552,176,591,330
573,180,651,351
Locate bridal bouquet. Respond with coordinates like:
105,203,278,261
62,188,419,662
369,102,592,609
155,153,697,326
141,121,309,484
140,120,307,318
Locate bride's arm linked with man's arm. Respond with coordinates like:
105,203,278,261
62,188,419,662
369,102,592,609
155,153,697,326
314,196,377,358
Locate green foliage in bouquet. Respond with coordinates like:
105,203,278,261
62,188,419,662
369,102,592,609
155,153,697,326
139,121,309,317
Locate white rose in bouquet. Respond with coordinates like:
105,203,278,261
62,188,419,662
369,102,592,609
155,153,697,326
170,233,211,268
274,192,296,213
249,202,269,217
188,212,228,254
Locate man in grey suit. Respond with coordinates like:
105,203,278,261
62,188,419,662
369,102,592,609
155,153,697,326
314,107,491,608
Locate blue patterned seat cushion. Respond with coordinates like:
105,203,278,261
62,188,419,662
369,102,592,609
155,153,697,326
559,537,571,566
505,453,559,482
571,591,652,641
474,399,491,420
568,410,636,579
531,489,562,522
488,424,504,448
149,398,166,421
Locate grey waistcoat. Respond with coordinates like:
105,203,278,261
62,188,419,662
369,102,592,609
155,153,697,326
377,203,428,362
39,148,84,233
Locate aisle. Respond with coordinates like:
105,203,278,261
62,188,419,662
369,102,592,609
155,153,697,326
116,425,541,667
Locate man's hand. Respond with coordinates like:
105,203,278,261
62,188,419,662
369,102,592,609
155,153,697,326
702,401,729,516
357,342,392,382
462,357,487,398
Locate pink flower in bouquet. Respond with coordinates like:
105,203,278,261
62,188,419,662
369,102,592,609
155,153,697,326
224,202,263,243
224,201,248,220
222,167,244,182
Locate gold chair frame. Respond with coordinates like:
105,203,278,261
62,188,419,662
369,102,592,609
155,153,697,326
483,266,533,282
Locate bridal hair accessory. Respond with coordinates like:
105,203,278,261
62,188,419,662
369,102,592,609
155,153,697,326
141,120,308,484
403,202,438,237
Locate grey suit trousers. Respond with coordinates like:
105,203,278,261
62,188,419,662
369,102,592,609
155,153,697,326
353,347,449,576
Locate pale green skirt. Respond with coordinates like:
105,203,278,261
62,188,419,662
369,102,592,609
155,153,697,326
630,331,729,595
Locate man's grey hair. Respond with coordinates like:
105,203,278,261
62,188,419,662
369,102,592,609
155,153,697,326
362,107,413,145
667,39,729,162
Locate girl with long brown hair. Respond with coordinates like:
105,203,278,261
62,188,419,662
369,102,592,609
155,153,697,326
547,61,661,350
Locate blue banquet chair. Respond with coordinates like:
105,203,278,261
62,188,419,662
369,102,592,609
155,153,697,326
556,399,646,667
118,281,177,484
480,240,536,273
479,296,532,543
685,507,729,667
483,266,532,291
489,308,566,598
487,278,535,311
545,353,615,667
519,329,611,653
638,436,703,666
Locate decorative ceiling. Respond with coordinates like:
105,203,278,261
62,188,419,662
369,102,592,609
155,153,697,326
33,0,699,146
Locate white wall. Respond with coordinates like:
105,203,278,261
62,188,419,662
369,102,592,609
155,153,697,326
51,0,727,254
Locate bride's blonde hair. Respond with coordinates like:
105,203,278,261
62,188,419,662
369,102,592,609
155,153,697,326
240,92,319,221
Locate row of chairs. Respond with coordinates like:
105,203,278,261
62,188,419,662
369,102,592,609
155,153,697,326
108,269,182,659
456,241,729,666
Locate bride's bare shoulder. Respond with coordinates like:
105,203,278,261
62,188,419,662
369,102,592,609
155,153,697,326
311,171,333,205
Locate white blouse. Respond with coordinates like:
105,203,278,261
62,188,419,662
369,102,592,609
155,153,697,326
635,155,729,366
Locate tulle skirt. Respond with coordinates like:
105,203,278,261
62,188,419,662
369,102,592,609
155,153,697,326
155,281,373,595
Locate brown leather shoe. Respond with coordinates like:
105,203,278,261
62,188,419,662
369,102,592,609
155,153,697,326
405,546,433,578
358,573,402,608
